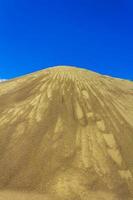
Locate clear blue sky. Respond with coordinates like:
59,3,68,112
0,0,133,80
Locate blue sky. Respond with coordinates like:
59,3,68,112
0,0,133,80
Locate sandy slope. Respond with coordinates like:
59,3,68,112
0,190,50,200
0,66,133,200
0,190,128,200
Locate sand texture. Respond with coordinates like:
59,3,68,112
0,66,133,200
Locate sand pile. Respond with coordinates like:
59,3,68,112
0,66,133,200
